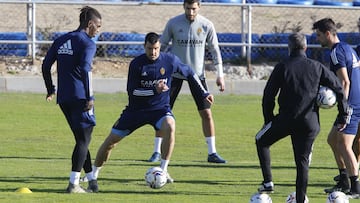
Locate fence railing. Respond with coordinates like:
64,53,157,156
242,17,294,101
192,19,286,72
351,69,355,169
1,0,360,67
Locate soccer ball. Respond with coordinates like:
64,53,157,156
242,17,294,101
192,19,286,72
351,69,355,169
249,193,272,203
144,167,167,189
326,191,349,203
286,192,309,203
317,86,337,109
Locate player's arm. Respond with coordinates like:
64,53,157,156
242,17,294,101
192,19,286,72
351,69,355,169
41,42,57,101
80,41,97,110
335,67,351,130
207,23,225,92
262,63,282,124
159,21,172,52
173,56,211,100
336,67,350,100
320,64,350,130
330,49,350,100
320,63,346,104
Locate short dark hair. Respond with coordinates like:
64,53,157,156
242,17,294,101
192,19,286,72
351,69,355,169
145,32,160,45
288,33,307,51
79,6,102,29
183,0,201,5
312,18,337,34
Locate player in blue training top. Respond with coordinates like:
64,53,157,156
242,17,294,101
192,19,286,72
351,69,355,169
91,32,213,189
313,18,360,198
42,6,102,193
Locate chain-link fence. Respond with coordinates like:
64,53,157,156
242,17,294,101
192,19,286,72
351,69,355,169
1,0,360,69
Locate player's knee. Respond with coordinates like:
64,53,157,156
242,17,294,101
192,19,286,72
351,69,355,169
163,117,175,130
199,108,212,120
103,134,121,149
159,117,175,134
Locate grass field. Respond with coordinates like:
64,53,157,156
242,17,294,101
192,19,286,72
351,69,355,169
0,92,342,202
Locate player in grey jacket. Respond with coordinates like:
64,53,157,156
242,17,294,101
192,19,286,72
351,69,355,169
148,0,226,164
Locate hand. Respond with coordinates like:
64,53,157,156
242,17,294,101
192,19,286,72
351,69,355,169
337,123,347,132
155,79,169,94
85,100,94,111
205,94,214,105
216,76,225,92
46,93,55,102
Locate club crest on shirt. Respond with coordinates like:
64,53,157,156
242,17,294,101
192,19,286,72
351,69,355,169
197,27,202,35
160,67,165,75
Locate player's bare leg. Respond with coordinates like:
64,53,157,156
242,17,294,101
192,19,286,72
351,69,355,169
199,108,226,163
324,127,350,193
352,125,360,162
159,116,175,183
92,133,123,181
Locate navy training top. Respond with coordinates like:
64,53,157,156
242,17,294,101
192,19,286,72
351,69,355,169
126,52,209,111
42,30,96,104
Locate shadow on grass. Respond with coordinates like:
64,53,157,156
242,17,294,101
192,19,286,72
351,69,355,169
0,156,67,160
124,161,338,171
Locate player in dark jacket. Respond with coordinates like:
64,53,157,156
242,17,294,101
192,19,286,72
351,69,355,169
255,33,350,203
42,6,102,193
91,32,212,190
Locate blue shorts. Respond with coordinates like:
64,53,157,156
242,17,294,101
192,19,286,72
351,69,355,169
334,106,360,135
111,107,174,137
59,100,96,129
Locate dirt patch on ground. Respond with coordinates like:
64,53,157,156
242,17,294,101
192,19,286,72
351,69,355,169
0,57,223,79
0,57,130,78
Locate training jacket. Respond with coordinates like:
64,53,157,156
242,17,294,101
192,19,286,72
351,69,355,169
126,52,209,111
160,13,223,79
262,50,348,125
42,30,95,104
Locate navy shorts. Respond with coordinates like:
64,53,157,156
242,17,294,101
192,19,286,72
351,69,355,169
334,106,360,135
111,107,174,137
59,100,96,129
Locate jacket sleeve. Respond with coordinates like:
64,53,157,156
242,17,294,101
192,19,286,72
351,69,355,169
262,63,283,124
206,23,224,78
80,40,96,101
41,42,57,96
160,21,172,52
173,55,210,99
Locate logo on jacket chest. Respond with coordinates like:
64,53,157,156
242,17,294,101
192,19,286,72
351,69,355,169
140,67,167,87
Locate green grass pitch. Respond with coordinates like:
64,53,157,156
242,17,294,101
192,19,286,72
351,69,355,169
0,92,340,202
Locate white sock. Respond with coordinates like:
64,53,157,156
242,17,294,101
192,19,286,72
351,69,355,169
264,181,274,187
85,171,93,182
206,136,216,154
92,165,102,180
160,159,170,172
154,137,163,153
69,171,81,185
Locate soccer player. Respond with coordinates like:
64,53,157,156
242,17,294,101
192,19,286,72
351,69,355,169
148,0,226,164
255,33,350,203
91,32,213,188
41,6,102,193
313,18,360,198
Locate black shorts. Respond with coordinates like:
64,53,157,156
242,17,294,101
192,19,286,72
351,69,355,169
170,77,211,111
